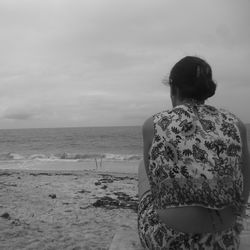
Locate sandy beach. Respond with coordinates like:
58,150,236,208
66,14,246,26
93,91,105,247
1,164,250,250
0,168,139,250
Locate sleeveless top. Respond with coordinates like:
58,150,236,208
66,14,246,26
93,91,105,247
148,104,243,211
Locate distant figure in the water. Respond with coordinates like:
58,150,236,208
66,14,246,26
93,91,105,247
138,56,250,249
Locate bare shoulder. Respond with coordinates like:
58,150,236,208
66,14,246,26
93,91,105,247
143,116,154,131
236,118,249,168
142,116,154,139
235,118,247,139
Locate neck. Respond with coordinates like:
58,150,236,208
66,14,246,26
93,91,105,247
172,98,204,108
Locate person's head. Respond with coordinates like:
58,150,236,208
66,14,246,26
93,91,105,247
168,56,217,106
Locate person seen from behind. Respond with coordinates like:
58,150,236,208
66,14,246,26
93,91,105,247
138,56,250,249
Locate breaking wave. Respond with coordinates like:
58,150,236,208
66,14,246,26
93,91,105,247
0,152,142,162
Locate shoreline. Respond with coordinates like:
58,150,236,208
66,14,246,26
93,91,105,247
0,159,140,174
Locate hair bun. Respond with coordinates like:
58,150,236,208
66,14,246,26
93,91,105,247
193,77,217,101
169,56,217,101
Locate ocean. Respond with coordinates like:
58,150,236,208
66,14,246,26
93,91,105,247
0,126,143,171
0,124,249,171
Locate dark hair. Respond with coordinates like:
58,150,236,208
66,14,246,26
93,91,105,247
169,56,217,101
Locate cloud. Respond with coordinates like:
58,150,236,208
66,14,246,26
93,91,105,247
3,112,35,120
0,0,249,128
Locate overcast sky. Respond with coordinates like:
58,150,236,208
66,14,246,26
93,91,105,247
0,0,249,129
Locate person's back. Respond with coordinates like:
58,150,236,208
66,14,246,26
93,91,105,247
149,103,243,211
138,56,250,250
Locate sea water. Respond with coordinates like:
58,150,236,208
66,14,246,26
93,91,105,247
0,124,249,171
0,126,143,171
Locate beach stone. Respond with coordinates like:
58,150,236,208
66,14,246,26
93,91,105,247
77,189,90,194
11,219,22,226
62,202,70,205
101,185,108,189
1,212,11,219
49,194,57,199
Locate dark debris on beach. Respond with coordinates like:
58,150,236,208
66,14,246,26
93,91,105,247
92,195,138,212
99,173,137,181
94,174,137,186
92,174,138,212
29,172,77,177
0,172,12,176
1,212,11,219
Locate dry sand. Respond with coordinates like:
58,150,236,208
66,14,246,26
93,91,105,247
1,167,250,250
0,169,138,250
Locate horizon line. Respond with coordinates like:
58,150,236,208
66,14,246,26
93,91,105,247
0,123,250,131
0,124,143,131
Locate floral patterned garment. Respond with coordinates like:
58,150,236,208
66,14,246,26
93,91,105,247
148,104,243,212
138,191,241,250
